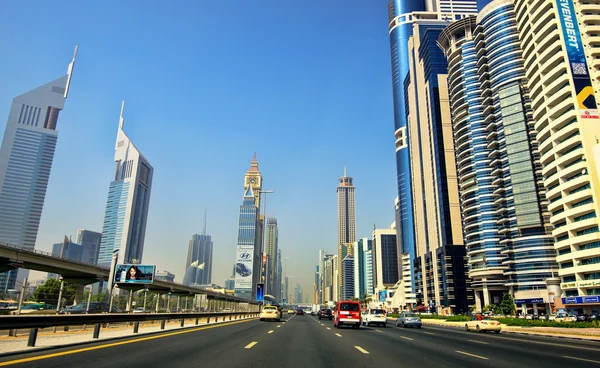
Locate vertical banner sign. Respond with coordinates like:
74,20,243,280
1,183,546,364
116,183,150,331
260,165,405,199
557,0,598,118
234,245,254,290
256,283,265,302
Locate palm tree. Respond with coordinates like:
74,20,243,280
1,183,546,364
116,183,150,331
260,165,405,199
359,294,372,309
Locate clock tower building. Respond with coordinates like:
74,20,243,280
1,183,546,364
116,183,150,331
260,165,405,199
244,153,262,210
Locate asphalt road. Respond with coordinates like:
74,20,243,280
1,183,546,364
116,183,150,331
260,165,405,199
1,313,600,367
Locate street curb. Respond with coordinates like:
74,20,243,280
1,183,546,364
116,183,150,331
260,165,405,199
416,320,600,342
0,317,259,359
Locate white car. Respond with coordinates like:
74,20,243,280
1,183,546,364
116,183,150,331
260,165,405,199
132,307,146,313
259,306,281,322
465,316,501,333
362,308,387,327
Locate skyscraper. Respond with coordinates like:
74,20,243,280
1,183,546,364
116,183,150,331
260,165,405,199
234,185,259,299
342,255,355,300
52,236,83,261
183,233,213,286
372,225,399,290
265,217,278,296
353,238,374,299
337,167,356,299
97,103,153,267
0,48,77,292
76,229,102,265
387,0,478,308
513,0,600,313
438,0,557,311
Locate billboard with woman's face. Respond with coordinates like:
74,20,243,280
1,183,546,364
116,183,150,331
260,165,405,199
114,264,155,284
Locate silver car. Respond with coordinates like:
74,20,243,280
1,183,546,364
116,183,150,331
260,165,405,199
396,312,422,328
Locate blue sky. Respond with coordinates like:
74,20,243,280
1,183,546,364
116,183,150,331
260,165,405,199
0,0,397,295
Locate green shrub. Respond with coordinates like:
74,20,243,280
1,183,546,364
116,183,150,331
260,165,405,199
446,315,471,322
387,313,399,318
496,318,600,328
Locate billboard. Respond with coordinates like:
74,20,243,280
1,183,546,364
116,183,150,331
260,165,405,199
378,290,387,303
557,0,598,119
114,264,155,284
234,245,254,290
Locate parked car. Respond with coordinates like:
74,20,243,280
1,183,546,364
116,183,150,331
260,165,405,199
318,309,333,320
362,309,387,327
396,312,422,328
333,301,361,329
576,314,589,322
465,316,501,333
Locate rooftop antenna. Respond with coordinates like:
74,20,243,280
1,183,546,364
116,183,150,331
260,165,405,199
64,45,78,98
202,207,207,235
119,101,125,130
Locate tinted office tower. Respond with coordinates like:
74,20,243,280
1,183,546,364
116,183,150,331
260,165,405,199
52,236,83,261
353,238,374,298
341,255,355,301
438,0,557,312
265,217,278,297
373,225,399,290
234,185,259,299
513,0,600,313
76,229,102,265
0,48,77,292
337,167,356,299
183,233,213,286
97,103,153,267
387,0,477,311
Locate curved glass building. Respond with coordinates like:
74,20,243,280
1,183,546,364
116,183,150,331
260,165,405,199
514,0,600,313
439,0,557,311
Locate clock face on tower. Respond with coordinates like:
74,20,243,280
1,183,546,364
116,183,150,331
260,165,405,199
248,177,257,185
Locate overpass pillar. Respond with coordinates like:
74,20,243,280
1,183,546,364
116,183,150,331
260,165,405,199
72,284,85,306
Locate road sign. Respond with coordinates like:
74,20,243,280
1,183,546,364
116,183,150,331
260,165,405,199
256,283,264,302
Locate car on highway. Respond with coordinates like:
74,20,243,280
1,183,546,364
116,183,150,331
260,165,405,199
287,309,295,314
465,316,501,333
59,302,122,314
296,309,304,315
132,307,146,313
259,305,281,322
396,312,422,328
333,301,361,329
362,308,387,327
318,309,333,320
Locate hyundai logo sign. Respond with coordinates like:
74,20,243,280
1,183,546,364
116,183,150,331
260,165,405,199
240,253,251,260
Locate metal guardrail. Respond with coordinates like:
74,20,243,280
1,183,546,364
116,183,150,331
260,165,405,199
0,311,259,347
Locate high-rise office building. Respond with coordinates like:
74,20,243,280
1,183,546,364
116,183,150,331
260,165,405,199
342,255,355,300
234,185,259,299
512,0,600,313
387,0,478,310
276,248,283,302
183,233,213,286
76,230,102,265
265,217,278,296
0,49,77,292
154,270,175,283
322,254,334,303
337,167,356,299
354,238,374,299
438,0,557,312
97,103,153,267
52,236,83,261
373,225,399,290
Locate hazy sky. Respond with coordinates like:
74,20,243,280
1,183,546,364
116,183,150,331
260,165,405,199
0,0,397,295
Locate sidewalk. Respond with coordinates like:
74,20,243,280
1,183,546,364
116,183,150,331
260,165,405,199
0,316,255,356
420,319,600,341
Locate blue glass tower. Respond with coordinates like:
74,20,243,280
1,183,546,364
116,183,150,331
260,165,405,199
234,185,259,299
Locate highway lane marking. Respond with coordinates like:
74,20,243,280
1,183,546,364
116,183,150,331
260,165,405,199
400,336,414,341
245,342,258,349
423,332,435,335
563,356,600,364
354,346,370,354
321,323,324,326
268,330,274,334
375,329,383,333
456,351,488,360
0,319,256,367
335,333,342,337
277,325,281,328
467,339,489,345
327,327,331,330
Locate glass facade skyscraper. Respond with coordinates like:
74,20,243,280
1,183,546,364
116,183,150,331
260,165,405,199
234,185,259,299
183,234,213,286
0,49,77,292
439,0,557,310
97,103,153,267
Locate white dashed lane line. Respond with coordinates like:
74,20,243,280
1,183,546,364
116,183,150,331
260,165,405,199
467,339,488,345
327,327,331,330
268,330,274,334
335,333,342,337
355,346,370,354
455,351,488,360
245,342,258,349
400,336,414,341
563,356,599,364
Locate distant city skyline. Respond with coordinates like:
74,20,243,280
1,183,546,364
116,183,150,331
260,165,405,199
0,1,398,295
